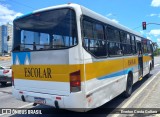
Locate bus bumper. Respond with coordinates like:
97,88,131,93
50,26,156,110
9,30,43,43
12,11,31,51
12,87,87,112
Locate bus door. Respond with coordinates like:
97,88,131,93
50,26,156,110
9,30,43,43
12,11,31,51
137,41,143,80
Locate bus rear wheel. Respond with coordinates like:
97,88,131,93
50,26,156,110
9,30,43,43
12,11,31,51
123,74,133,98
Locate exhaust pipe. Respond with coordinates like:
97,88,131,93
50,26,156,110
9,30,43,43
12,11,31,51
54,101,59,108
33,103,37,106
21,95,26,102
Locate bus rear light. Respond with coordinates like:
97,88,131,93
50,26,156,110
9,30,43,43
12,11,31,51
12,71,14,86
70,81,81,87
70,70,81,92
19,91,23,94
56,97,61,100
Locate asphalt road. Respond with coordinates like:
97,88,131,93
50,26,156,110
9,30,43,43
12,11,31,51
0,56,160,117
0,60,11,67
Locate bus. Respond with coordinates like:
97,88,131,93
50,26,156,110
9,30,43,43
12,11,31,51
12,3,154,112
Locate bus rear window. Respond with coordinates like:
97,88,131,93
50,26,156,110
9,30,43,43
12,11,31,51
13,8,77,51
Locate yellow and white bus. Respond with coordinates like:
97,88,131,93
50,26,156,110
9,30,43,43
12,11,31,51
12,3,154,112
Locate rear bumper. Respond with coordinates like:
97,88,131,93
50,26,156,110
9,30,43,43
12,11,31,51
0,76,11,82
12,88,87,112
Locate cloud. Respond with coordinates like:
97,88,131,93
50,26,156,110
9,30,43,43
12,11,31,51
149,29,160,37
111,19,119,23
140,31,144,35
0,4,23,25
147,37,152,40
151,0,160,7
106,13,113,17
106,13,119,23
157,38,160,43
147,13,160,17
150,14,157,16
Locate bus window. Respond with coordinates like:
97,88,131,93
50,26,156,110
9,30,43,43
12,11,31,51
142,39,148,54
107,27,122,56
83,18,107,57
120,32,132,55
147,40,151,53
131,35,136,54
13,8,77,51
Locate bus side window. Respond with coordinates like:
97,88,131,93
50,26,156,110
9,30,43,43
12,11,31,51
82,18,107,57
120,32,132,55
131,35,136,54
107,27,122,56
147,40,151,53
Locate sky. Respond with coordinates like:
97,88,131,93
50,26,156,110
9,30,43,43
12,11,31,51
0,0,160,46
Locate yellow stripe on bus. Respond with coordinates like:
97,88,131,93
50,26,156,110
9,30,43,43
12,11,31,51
85,57,138,80
12,64,85,82
143,55,152,62
12,56,152,82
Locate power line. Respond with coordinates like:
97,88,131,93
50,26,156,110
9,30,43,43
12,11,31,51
133,25,141,30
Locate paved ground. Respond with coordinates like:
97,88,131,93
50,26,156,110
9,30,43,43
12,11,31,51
0,60,11,67
0,57,11,61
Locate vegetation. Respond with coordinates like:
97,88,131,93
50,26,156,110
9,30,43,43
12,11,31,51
154,48,160,56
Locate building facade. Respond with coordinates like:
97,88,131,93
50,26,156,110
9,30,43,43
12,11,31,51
0,23,13,55
0,25,7,55
6,23,13,53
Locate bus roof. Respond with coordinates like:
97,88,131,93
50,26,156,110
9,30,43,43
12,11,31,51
15,3,142,38
80,5,141,37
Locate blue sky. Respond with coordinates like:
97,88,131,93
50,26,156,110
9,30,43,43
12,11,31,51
0,0,160,46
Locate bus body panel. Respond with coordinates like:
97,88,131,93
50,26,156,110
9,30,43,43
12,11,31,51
143,55,152,77
82,47,140,108
12,46,85,96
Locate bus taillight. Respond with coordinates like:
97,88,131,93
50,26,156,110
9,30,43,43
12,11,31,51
70,70,81,92
12,71,14,86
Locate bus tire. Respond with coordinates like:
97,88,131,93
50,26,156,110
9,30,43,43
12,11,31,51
123,73,133,98
146,64,151,78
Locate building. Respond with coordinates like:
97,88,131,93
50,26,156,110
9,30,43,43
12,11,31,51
6,23,13,53
0,25,7,55
0,23,13,55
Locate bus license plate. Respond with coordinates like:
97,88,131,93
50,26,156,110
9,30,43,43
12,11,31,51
34,97,46,104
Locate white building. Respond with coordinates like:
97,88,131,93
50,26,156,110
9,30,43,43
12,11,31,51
0,23,13,55
6,23,13,53
0,25,7,55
